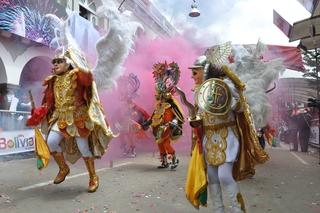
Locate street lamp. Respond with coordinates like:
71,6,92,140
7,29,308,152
189,0,200,17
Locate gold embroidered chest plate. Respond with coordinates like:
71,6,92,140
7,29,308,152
54,70,77,111
151,102,171,127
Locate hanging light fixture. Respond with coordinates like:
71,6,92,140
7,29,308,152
189,0,200,17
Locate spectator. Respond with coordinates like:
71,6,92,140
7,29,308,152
16,91,32,130
16,91,32,112
7,90,19,111
287,106,299,151
297,108,312,152
257,128,266,149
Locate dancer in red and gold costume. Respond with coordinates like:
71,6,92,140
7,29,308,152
116,74,150,157
27,50,115,193
143,62,184,169
25,1,140,193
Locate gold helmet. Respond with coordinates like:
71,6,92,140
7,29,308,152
53,47,90,71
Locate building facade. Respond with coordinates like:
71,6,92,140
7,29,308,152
0,0,176,109
0,0,177,155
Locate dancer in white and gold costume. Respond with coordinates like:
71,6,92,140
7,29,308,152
183,42,282,212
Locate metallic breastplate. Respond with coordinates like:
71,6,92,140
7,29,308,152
196,78,232,115
51,70,78,130
54,71,76,111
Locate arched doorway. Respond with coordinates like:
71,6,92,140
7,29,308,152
19,56,52,105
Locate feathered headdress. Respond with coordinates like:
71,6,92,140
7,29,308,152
118,73,140,101
152,61,180,97
205,41,232,68
47,1,141,89
47,13,91,71
205,41,285,128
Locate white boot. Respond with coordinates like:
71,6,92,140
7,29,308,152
226,187,246,213
209,183,225,213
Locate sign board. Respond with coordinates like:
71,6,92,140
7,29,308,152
0,0,67,46
0,129,34,155
309,119,319,146
273,10,292,38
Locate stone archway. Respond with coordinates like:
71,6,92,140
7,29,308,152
19,56,52,105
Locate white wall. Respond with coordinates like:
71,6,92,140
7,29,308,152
0,37,53,86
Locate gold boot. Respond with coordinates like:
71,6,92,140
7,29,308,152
237,193,246,213
83,157,99,193
51,152,70,184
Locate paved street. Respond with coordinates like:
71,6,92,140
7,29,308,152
0,144,320,213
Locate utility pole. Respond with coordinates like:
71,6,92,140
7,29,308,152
316,48,320,164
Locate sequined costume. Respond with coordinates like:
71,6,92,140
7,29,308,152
184,51,268,212
27,51,115,193
150,96,184,169
116,100,149,157
144,62,184,169
115,74,149,157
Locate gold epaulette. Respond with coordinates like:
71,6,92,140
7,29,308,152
221,65,245,91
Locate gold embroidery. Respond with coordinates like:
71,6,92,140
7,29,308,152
54,70,76,110
52,70,93,136
151,102,171,127
205,127,228,166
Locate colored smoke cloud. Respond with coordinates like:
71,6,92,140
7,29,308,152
99,34,203,159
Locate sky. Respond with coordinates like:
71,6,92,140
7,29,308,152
151,0,311,78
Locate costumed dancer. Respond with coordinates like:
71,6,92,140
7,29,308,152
264,124,277,147
26,2,140,192
143,62,184,169
115,73,149,157
27,50,114,193
257,128,266,149
181,41,284,212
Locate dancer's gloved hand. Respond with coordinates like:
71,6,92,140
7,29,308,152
169,119,178,128
26,106,48,126
141,119,152,130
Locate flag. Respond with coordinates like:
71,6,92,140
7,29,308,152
185,143,207,209
263,45,305,72
34,128,50,170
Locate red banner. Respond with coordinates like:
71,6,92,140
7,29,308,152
238,44,305,72
263,45,305,72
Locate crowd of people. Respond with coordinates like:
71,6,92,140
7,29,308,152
278,104,313,152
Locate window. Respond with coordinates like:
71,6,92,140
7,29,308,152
78,0,97,26
79,5,89,20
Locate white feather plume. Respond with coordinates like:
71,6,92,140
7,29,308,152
93,3,142,90
46,13,90,71
229,41,285,128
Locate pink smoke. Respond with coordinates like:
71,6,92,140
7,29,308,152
21,34,203,163
99,34,202,160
